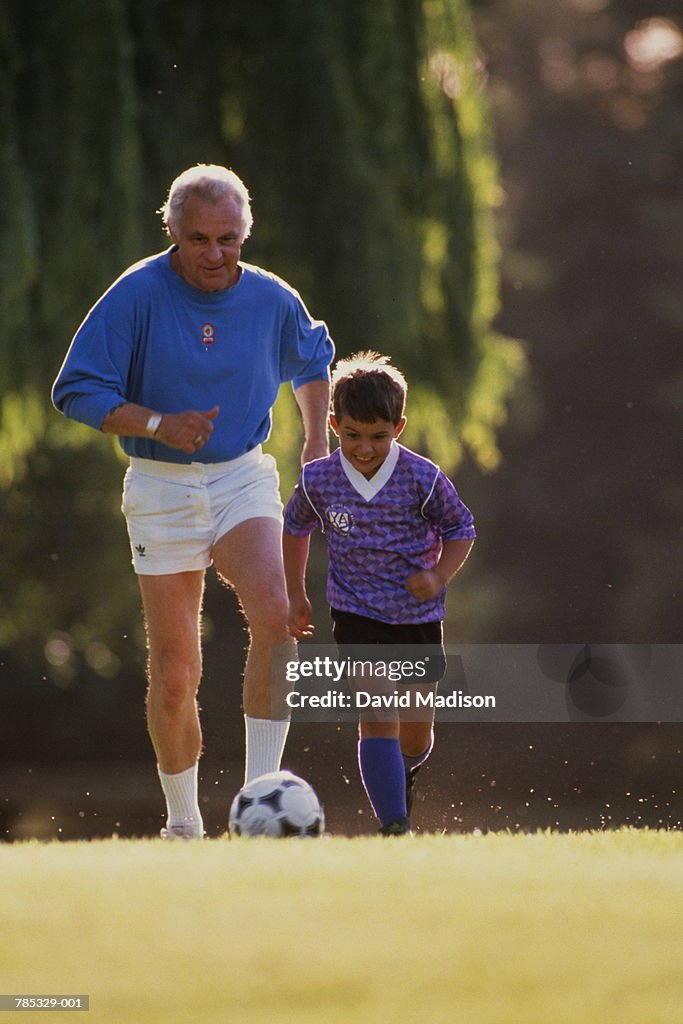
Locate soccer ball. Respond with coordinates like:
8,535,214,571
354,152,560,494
228,770,325,838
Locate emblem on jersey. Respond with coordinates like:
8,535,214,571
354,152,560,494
325,505,355,534
201,322,216,345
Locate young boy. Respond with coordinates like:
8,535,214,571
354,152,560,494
282,352,475,835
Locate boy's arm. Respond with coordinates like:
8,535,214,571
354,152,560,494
282,531,315,638
405,538,474,602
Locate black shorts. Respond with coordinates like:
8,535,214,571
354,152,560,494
330,608,446,683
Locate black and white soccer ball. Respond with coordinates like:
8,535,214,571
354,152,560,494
228,770,325,838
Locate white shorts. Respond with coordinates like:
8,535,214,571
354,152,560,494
121,447,283,575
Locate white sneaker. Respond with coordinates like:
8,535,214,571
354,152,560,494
160,825,204,841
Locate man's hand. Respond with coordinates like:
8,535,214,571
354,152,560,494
300,438,329,465
156,407,220,454
102,402,220,455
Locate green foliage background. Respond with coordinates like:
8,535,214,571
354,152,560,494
0,0,520,685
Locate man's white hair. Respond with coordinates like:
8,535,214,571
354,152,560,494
159,164,253,240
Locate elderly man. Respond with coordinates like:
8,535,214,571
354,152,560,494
52,165,333,839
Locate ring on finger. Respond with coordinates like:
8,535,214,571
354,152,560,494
194,435,203,446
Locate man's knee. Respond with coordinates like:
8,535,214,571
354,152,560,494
148,648,201,713
244,594,290,643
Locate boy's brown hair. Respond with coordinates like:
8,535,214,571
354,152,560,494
331,351,407,425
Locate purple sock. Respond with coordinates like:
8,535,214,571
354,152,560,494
402,729,434,775
358,737,407,827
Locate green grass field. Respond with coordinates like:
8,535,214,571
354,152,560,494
2,830,682,1024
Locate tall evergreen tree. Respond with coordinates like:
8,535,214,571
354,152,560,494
1,0,522,684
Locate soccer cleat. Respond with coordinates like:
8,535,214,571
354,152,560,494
160,824,204,841
405,763,422,817
379,817,412,837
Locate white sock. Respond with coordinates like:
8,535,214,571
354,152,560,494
158,763,204,835
244,716,290,784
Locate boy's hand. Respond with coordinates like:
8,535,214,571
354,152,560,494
288,596,315,639
405,568,445,602
406,541,474,601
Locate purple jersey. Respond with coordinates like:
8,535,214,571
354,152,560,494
283,442,475,624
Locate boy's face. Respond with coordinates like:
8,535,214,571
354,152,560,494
330,414,406,479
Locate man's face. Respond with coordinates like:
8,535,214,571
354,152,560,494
330,414,406,479
168,194,245,292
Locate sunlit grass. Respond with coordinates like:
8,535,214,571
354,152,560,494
1,830,681,1024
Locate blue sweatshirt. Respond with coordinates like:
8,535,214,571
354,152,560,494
52,249,334,463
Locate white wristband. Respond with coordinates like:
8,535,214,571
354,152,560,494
145,413,162,437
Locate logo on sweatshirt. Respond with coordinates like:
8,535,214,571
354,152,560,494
201,323,216,346
325,505,355,535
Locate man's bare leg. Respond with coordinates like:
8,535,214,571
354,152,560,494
212,517,296,781
139,569,206,836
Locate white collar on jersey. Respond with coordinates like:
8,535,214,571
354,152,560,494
338,440,400,500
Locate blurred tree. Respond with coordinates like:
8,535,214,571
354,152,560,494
125,0,524,480
0,0,520,692
463,0,682,643
0,0,143,481
0,0,145,695
2,0,680,832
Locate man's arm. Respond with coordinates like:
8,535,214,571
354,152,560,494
102,403,220,456
293,380,330,465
